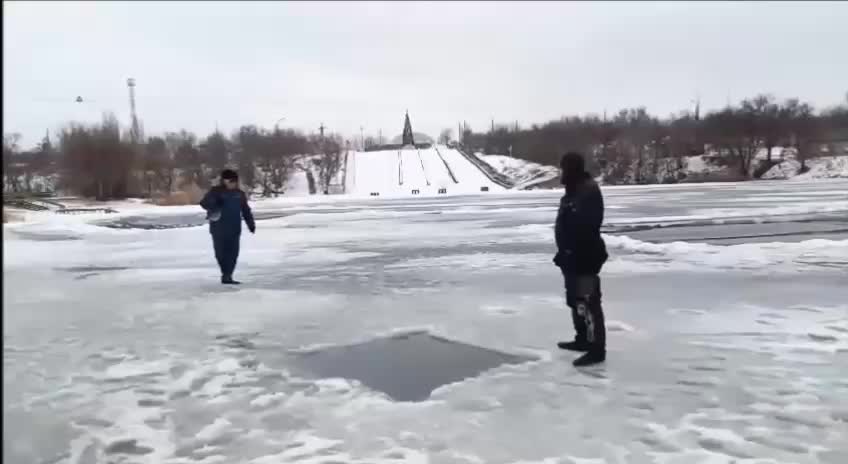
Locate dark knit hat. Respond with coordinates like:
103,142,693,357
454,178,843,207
560,152,586,172
221,169,239,181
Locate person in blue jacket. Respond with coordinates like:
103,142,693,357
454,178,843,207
199,169,256,284
553,152,609,366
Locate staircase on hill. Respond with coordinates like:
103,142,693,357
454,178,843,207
453,147,515,188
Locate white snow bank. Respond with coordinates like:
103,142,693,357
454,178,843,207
684,155,725,174
382,236,848,274
283,168,314,196
605,235,848,273
763,155,848,180
479,153,730,190
479,155,559,190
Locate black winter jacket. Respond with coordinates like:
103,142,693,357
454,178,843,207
554,177,608,275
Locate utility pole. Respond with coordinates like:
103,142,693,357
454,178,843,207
694,94,701,121
319,122,325,139
127,78,141,144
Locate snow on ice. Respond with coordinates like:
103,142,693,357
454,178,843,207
3,179,848,463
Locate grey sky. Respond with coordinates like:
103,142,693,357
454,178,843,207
4,1,847,148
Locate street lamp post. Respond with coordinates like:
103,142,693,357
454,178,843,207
274,117,286,132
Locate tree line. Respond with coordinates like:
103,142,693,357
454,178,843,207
3,116,347,200
457,93,848,183
4,92,848,198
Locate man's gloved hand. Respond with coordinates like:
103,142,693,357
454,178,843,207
249,226,256,234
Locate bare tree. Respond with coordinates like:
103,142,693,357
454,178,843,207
142,136,170,197
785,102,820,173
232,126,260,194
667,111,699,172
3,134,23,193
313,134,344,193
703,107,759,178
740,94,780,162
201,131,229,172
171,131,204,188
60,113,135,199
268,128,307,194
363,136,377,150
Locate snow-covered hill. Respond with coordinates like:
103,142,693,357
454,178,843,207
345,145,507,196
479,155,559,190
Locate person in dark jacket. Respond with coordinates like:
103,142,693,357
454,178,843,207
553,152,609,366
199,169,256,284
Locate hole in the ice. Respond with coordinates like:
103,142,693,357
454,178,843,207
291,332,535,402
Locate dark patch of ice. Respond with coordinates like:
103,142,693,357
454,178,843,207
56,266,130,273
137,398,165,407
10,231,82,241
291,332,535,402
698,438,753,459
73,417,113,428
104,439,154,455
808,333,839,343
774,412,828,429
746,435,809,454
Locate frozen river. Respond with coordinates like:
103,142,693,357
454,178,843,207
4,180,848,464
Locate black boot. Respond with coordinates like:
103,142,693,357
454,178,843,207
573,350,605,367
557,339,591,352
221,275,241,285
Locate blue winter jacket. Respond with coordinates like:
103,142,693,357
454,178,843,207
199,186,256,237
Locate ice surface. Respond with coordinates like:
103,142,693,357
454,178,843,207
3,179,848,463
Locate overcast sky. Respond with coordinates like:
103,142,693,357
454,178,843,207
4,1,847,148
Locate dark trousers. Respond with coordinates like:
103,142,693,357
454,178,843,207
562,271,606,351
212,234,240,278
